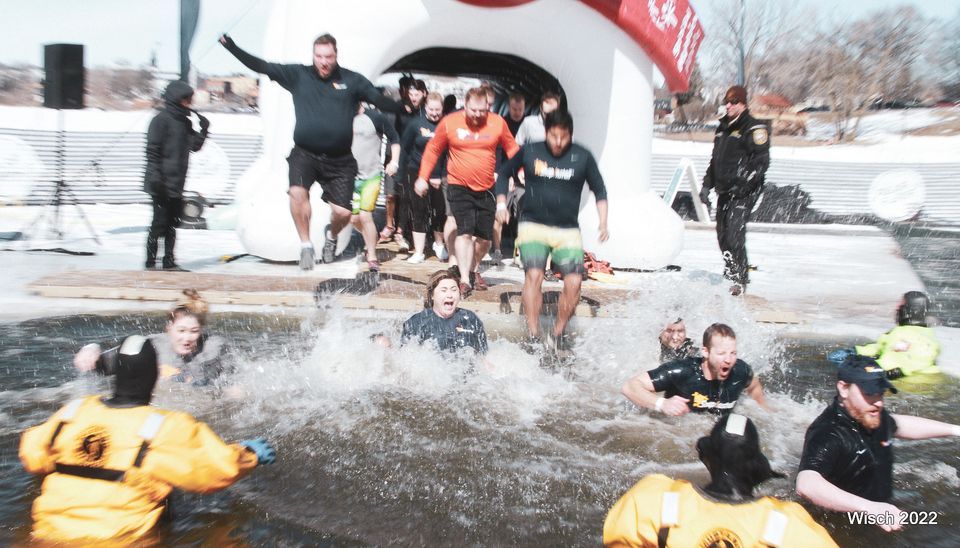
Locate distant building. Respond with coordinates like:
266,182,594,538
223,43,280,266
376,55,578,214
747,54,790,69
199,76,259,109
751,94,805,136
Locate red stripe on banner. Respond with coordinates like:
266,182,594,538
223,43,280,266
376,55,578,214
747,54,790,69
458,0,703,93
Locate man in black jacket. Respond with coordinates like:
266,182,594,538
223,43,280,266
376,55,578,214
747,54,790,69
699,85,770,296
143,80,208,271
219,33,401,269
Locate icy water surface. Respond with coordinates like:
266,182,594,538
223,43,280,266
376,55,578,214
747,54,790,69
891,225,960,328
0,306,957,546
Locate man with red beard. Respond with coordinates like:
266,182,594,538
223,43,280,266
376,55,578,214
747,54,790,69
621,323,768,416
416,87,519,296
796,354,960,532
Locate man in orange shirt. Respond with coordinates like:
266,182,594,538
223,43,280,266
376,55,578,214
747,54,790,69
416,87,519,295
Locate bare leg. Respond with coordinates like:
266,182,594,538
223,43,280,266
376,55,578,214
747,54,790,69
522,268,545,336
492,219,502,255
351,211,378,261
289,187,312,242
329,203,352,236
385,195,396,231
412,231,427,255
473,238,491,273
554,273,582,337
454,234,475,285
444,216,458,268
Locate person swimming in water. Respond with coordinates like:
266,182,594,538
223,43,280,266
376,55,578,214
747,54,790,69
659,317,698,363
604,413,837,547
828,291,940,379
74,289,230,386
401,269,488,355
796,354,960,532
20,334,275,544
621,323,769,416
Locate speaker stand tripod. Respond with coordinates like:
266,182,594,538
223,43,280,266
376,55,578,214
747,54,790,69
19,109,101,247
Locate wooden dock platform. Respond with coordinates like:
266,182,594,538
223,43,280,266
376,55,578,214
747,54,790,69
25,265,801,324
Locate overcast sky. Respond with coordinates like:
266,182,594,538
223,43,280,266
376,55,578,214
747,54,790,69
1,0,957,75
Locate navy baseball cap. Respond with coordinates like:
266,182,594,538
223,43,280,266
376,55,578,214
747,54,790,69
838,354,897,395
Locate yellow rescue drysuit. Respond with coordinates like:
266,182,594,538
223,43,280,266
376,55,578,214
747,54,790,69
603,474,837,548
20,395,258,543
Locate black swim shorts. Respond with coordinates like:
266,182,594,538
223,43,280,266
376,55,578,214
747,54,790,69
286,146,357,210
446,183,495,240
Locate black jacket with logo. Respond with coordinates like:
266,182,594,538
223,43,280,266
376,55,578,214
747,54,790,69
223,41,400,155
703,110,770,197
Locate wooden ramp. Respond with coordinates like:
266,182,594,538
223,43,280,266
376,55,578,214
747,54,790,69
25,269,612,318
25,267,803,324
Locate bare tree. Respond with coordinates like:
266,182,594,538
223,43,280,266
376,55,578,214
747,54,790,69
86,66,155,109
931,8,960,101
700,0,814,95
0,65,38,106
803,6,930,141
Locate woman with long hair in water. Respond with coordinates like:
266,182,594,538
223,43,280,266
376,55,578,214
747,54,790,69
74,289,229,386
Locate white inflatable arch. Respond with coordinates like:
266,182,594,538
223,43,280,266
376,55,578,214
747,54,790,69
234,0,703,269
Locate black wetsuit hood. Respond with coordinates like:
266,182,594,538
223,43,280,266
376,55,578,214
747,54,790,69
105,336,158,407
697,414,784,501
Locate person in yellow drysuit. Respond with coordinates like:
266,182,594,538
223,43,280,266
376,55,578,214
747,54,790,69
829,291,940,378
20,335,276,543
603,414,836,548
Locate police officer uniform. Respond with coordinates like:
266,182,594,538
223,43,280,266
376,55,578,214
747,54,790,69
701,86,770,291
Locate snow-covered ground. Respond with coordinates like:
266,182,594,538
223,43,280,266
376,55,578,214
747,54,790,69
656,108,960,164
656,107,960,162
655,133,960,164
805,108,960,142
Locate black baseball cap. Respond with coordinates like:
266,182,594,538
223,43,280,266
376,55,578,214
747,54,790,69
838,354,897,395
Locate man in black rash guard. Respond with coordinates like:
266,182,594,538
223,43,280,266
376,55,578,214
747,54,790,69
796,354,960,533
495,110,608,348
621,323,768,416
219,33,401,269
401,270,488,355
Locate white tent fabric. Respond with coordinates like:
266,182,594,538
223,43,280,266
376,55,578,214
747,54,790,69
235,0,684,268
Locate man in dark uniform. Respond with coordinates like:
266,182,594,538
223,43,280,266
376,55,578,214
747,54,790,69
621,323,768,416
401,270,488,355
699,85,770,296
220,33,401,269
796,354,960,532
